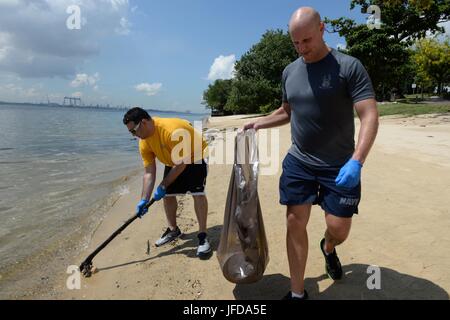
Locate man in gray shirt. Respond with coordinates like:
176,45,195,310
244,7,379,300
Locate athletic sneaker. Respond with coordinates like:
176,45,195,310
196,232,212,258
155,226,182,247
320,238,343,280
282,290,309,300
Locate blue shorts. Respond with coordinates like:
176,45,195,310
279,153,361,218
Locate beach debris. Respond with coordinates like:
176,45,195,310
191,279,201,289
146,240,151,255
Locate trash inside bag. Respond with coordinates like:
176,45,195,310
217,129,269,284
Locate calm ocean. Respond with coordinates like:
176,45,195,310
0,104,208,298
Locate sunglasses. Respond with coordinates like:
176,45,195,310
129,121,142,135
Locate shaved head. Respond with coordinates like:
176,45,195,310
288,7,329,63
289,7,321,33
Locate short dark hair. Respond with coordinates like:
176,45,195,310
123,107,151,125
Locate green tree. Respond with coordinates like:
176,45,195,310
229,29,297,113
414,37,450,95
325,0,450,100
235,29,298,85
224,79,278,114
202,79,233,115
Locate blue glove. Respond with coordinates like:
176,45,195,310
153,185,166,201
335,159,362,188
136,199,149,218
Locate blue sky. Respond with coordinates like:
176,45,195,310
0,0,374,112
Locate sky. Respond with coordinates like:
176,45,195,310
0,0,447,113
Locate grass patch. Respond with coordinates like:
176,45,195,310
377,103,450,117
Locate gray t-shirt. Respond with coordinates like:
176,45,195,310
282,48,375,167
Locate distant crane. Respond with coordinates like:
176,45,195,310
63,96,83,107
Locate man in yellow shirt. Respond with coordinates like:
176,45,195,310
123,107,211,258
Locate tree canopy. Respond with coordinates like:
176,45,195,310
414,37,450,94
325,0,449,100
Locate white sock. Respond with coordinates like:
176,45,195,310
291,291,304,299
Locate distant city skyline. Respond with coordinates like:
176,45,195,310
0,99,205,115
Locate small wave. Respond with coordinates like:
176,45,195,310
0,161,29,164
0,148,14,151
117,185,130,196
35,159,71,164
47,189,76,198
42,177,81,186
48,172,66,177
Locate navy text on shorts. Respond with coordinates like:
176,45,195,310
279,153,361,218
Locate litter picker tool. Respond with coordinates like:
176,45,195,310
79,198,156,277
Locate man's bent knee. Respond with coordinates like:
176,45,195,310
325,227,350,245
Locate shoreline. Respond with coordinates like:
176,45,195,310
22,112,450,299
1,167,143,300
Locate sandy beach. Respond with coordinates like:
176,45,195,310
40,112,450,300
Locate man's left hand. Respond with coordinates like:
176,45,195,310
335,159,362,188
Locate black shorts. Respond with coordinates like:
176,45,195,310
163,160,208,196
279,153,361,218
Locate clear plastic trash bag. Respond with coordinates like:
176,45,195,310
217,129,269,284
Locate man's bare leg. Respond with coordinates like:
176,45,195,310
163,196,178,230
193,194,208,233
286,204,312,294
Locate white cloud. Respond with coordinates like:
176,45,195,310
48,93,63,101
0,0,20,7
0,0,131,78
116,17,131,35
0,32,11,62
135,83,163,96
109,0,129,12
70,73,100,88
72,91,83,98
207,54,236,81
0,83,41,99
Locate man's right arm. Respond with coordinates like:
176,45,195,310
243,102,291,131
141,161,156,200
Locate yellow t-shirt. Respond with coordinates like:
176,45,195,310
139,117,208,167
